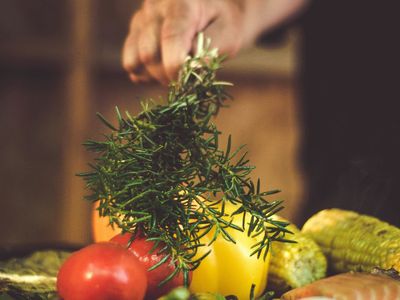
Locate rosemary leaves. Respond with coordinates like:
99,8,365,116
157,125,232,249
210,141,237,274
79,35,290,285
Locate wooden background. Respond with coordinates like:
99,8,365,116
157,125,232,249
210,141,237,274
0,0,303,246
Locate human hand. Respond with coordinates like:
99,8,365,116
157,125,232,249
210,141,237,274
122,0,248,85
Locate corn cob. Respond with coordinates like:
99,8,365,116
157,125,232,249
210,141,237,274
301,208,400,273
267,217,327,294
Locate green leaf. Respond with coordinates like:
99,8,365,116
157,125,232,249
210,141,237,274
0,250,71,299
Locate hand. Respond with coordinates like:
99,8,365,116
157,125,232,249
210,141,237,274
122,0,309,85
122,0,247,85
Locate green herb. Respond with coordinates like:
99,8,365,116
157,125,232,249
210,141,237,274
0,250,70,299
79,33,290,285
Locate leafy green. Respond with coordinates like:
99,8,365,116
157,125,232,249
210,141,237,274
0,250,70,300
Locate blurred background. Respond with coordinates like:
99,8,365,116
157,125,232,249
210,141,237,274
0,0,303,247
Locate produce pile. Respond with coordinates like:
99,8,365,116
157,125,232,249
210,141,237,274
2,209,400,299
1,35,400,299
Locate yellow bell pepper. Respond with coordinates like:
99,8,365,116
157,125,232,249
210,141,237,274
189,202,270,299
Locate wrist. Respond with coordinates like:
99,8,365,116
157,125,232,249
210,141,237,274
242,0,309,46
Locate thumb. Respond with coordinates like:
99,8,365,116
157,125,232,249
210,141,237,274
201,17,243,59
161,3,217,80
161,17,197,80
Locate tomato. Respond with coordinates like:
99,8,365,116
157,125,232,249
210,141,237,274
57,242,147,300
111,233,190,299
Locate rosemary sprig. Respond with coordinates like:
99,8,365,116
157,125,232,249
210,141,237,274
79,34,290,285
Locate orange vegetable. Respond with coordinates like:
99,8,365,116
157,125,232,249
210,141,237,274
92,202,120,242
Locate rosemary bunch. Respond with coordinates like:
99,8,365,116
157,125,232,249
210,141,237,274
79,35,290,285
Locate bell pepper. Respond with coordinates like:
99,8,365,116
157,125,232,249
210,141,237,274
189,202,270,299
92,200,271,298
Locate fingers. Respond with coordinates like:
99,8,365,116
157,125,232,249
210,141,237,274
122,0,245,85
160,1,220,79
122,11,152,83
123,1,199,84
138,20,169,85
202,4,243,58
161,16,198,80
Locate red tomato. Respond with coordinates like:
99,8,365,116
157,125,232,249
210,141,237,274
111,233,190,299
57,242,147,300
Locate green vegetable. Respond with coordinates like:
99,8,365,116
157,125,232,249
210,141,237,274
0,250,70,300
159,287,226,300
159,287,191,300
158,286,275,300
79,33,289,284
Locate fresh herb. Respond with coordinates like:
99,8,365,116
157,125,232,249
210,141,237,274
0,250,70,299
79,34,290,285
